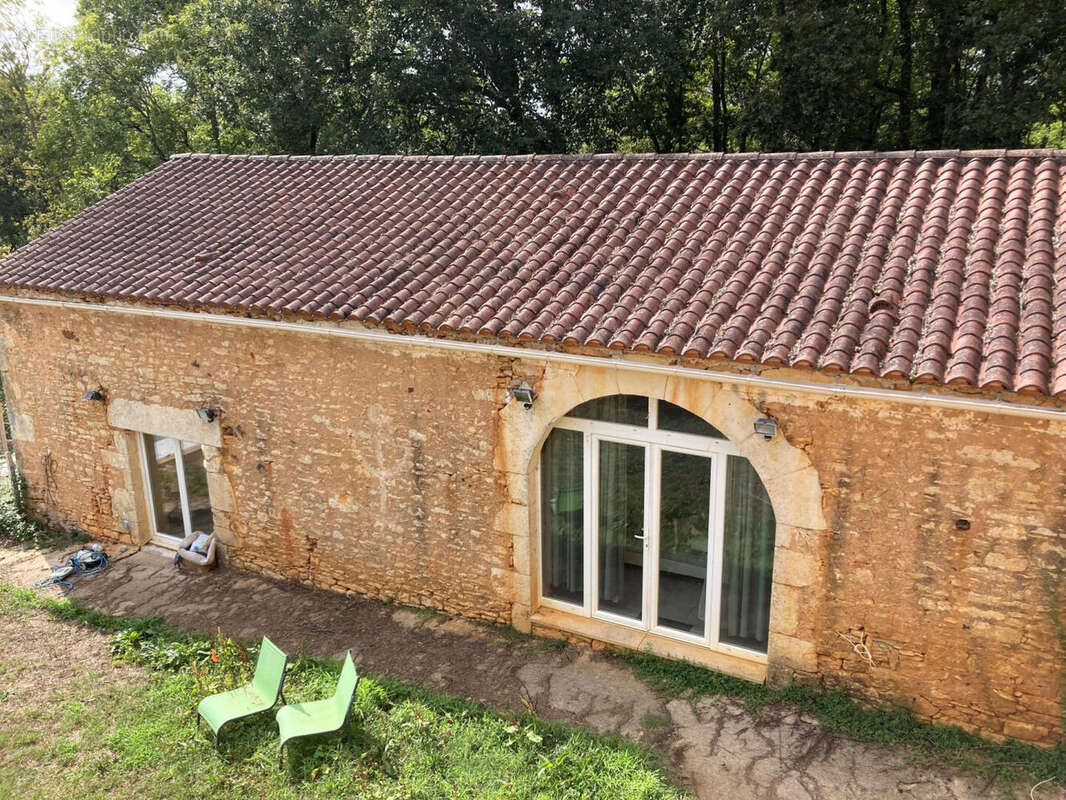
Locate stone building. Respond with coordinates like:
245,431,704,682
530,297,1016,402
1,150,1065,745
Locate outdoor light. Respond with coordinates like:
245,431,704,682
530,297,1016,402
508,383,538,410
82,390,105,402
753,416,777,440
196,406,219,423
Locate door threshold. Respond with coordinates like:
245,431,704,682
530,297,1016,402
529,605,768,680
137,545,176,563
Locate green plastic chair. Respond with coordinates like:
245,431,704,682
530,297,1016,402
197,636,288,745
276,651,360,766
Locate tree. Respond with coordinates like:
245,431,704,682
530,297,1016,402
0,0,49,250
1,0,1064,247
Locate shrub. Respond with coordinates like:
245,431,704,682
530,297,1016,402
0,474,87,546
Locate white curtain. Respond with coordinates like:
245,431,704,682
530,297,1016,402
540,428,584,601
719,456,776,651
598,440,644,617
598,440,630,606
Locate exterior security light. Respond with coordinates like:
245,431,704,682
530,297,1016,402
753,416,777,440
82,390,105,402
196,406,219,423
508,384,537,409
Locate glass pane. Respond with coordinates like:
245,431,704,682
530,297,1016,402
540,428,584,605
597,440,645,620
657,451,711,635
720,456,776,652
569,395,649,426
144,435,185,537
180,442,214,534
657,401,726,438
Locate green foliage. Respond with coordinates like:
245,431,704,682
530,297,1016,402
0,489,45,542
624,649,1066,788
0,473,87,547
109,619,215,672
0,0,1063,250
624,647,778,709
6,579,1065,793
641,712,671,729
0,582,689,799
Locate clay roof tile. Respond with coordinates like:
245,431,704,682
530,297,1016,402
4,150,1066,398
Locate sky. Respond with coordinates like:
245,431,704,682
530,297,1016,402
23,0,77,28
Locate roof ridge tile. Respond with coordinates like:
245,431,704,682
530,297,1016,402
165,148,1066,164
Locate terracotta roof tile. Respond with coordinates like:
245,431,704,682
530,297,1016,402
4,150,1066,397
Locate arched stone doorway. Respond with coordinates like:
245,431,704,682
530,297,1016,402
538,394,776,655
496,363,826,682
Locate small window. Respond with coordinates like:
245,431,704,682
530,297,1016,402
568,395,649,426
656,401,726,438
143,436,185,537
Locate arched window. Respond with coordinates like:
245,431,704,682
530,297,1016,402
538,395,776,655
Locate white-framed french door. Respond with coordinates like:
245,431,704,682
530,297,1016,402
588,433,725,647
590,434,651,629
137,433,215,547
649,444,727,647
537,397,775,660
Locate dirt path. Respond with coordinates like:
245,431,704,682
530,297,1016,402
1,543,1058,800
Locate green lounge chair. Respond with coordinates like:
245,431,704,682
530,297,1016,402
276,650,360,766
197,636,288,745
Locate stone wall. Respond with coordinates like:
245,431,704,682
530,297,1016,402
497,359,1066,745
0,302,512,623
772,393,1066,745
2,300,1065,745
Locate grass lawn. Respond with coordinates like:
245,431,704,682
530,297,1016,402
0,584,689,800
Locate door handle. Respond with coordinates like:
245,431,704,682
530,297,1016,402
633,534,646,540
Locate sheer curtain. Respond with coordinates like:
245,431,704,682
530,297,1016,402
540,428,585,604
598,440,628,607
719,455,776,651
598,440,644,619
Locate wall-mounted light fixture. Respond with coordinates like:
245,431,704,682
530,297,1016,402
82,390,106,402
753,416,777,440
196,406,220,423
508,383,537,410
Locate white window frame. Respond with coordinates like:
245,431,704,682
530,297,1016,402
536,398,769,662
138,434,199,546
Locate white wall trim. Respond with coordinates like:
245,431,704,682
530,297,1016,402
4,293,1066,422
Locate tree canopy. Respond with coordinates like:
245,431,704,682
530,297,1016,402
0,0,1064,250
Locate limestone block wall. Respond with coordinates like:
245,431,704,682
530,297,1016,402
0,302,512,622
2,299,1065,745
767,393,1066,745
498,356,1066,745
